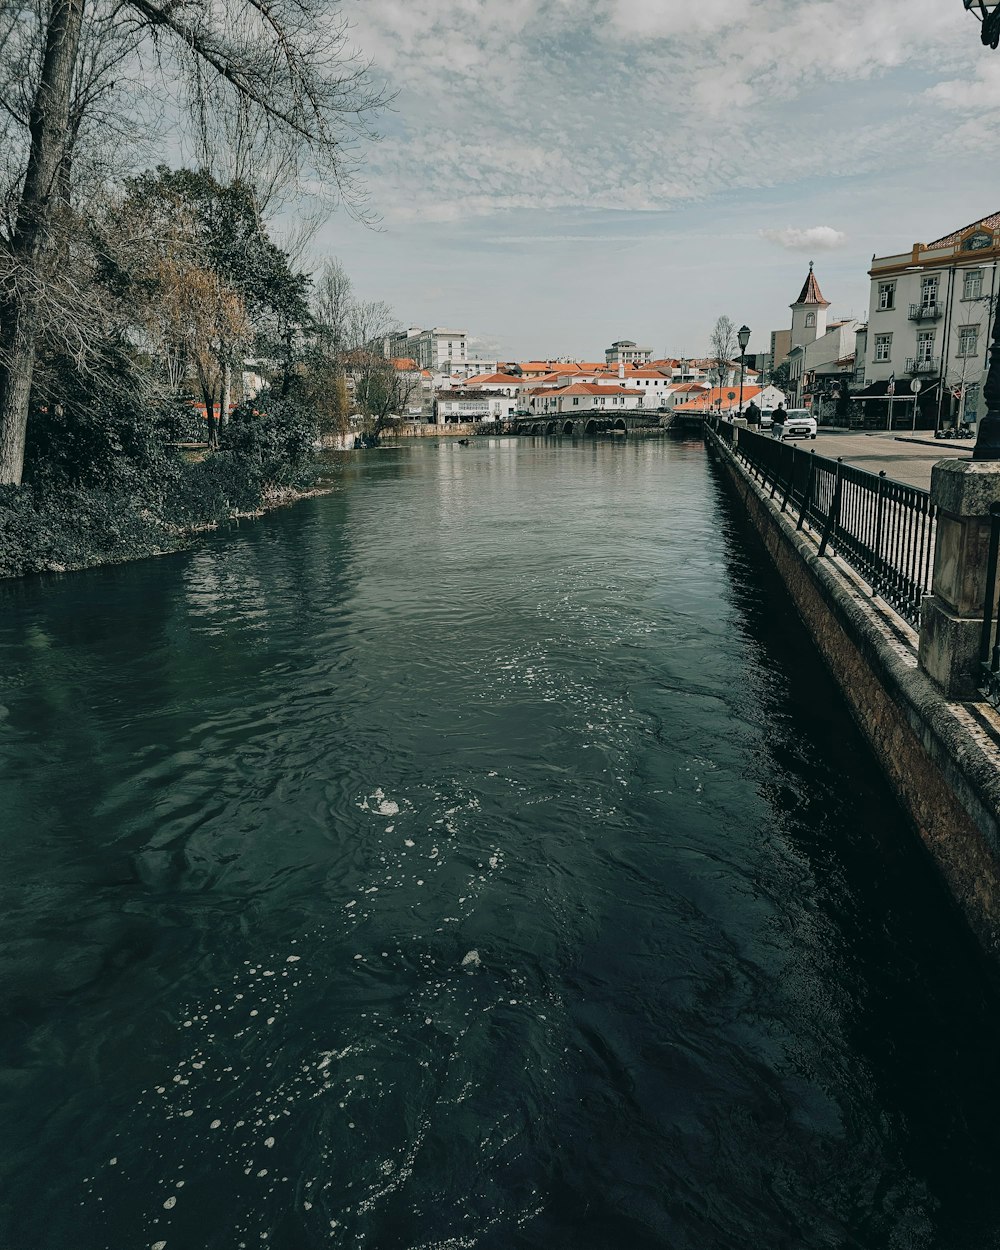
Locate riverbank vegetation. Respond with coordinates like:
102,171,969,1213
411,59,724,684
0,0,398,576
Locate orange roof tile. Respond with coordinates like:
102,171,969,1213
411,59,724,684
928,211,1000,248
674,385,763,412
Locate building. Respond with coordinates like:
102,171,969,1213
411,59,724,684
387,327,468,372
768,263,830,377
673,384,786,415
605,340,653,366
434,390,516,423
858,210,1000,429
662,382,712,410
526,383,650,416
787,319,863,408
448,358,498,381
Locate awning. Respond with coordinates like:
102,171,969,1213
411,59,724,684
852,378,940,400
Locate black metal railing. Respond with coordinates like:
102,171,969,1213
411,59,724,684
706,418,936,627
905,356,939,375
979,503,1000,703
908,302,942,321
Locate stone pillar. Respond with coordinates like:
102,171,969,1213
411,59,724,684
919,460,1000,698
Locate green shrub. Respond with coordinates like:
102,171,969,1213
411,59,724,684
1,385,319,578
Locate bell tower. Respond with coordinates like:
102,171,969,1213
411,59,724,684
790,261,830,349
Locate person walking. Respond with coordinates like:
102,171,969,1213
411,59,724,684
745,399,761,428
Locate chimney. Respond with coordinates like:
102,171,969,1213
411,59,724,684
618,362,625,380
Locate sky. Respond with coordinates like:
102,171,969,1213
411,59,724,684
306,0,1000,361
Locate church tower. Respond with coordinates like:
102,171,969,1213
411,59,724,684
789,261,830,349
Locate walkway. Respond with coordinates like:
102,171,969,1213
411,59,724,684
810,430,972,491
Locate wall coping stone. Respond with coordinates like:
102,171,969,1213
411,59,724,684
931,459,1000,517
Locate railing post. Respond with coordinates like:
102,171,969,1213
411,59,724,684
918,460,1000,698
874,470,886,561
818,458,844,557
797,450,815,531
781,445,797,513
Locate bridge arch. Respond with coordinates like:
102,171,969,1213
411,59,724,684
563,420,575,436
546,421,556,435
614,418,627,432
531,422,543,435
584,418,598,436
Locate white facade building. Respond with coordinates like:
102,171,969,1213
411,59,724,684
527,384,650,416
434,390,516,423
787,320,863,407
605,340,653,366
387,327,469,372
861,211,1000,428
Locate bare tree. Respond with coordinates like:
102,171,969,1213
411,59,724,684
343,298,415,445
709,315,737,407
943,292,997,429
0,0,391,484
313,256,354,356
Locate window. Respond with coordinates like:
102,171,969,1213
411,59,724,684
959,326,980,357
878,282,895,311
874,333,892,362
916,330,935,363
964,269,984,301
573,398,579,406
805,312,816,327
921,276,939,308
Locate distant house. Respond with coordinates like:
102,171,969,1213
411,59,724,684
527,383,649,415
434,390,517,423
605,340,653,366
673,384,786,415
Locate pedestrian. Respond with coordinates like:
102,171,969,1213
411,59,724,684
745,399,761,428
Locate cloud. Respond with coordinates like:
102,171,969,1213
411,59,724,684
346,0,971,225
760,226,848,252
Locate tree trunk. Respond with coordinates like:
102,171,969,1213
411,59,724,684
221,358,232,425
0,0,85,486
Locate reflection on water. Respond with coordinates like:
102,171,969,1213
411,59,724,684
2,437,1000,1250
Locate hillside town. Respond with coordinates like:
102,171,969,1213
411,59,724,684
350,208,1000,438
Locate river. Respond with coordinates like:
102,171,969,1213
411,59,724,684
2,435,1000,1250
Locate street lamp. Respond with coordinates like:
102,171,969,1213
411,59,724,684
965,0,1000,47
962,0,1000,456
737,324,751,416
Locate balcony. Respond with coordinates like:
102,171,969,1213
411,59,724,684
905,356,939,375
908,302,942,322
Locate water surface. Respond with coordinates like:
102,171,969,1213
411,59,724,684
2,436,1000,1249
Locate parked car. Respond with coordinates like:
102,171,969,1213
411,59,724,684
759,409,774,430
771,409,817,441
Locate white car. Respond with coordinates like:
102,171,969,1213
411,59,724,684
771,409,817,441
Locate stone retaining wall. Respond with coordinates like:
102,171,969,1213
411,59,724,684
708,429,1000,955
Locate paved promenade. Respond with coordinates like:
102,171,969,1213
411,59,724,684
807,430,972,491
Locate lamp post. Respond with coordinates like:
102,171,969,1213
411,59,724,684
958,2,1000,457
737,324,751,415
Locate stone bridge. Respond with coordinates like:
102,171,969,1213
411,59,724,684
493,412,666,438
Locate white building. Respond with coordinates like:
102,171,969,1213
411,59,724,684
605,339,653,366
448,358,498,381
387,327,469,372
591,366,676,409
434,390,516,423
787,319,863,407
860,210,1000,428
527,384,650,416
